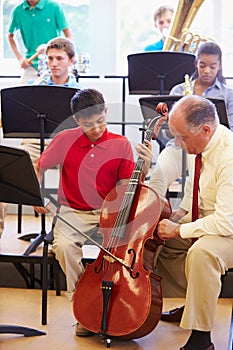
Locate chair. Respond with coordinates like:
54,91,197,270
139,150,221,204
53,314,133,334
0,145,62,333
220,269,233,297
0,223,61,326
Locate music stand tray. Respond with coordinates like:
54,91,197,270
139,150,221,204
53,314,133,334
0,146,44,206
1,85,79,238
127,52,195,95
0,145,46,336
1,85,78,138
139,95,230,129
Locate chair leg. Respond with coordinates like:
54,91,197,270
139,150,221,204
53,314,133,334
17,204,22,233
41,242,49,325
52,256,61,296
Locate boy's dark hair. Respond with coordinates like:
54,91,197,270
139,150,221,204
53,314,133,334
71,88,106,119
46,37,75,59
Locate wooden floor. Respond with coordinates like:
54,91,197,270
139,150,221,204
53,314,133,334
0,213,233,350
0,290,232,350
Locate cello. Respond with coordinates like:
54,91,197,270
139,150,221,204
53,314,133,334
73,103,171,345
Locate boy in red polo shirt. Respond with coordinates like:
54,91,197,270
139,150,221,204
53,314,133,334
35,88,152,303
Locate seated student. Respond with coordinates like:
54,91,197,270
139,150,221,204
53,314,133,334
144,5,174,52
34,88,154,311
149,41,233,199
156,95,233,350
21,36,82,167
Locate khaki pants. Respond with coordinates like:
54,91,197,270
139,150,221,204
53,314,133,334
157,234,233,331
156,236,192,297
52,206,101,300
20,66,38,85
21,139,51,166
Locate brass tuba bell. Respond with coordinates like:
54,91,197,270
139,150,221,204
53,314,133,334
163,0,209,53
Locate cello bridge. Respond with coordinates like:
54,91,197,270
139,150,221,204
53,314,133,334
103,255,115,263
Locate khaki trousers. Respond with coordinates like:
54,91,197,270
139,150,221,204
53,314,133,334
181,235,233,330
156,236,192,297
52,206,101,300
21,139,51,166
157,234,233,331
20,66,38,85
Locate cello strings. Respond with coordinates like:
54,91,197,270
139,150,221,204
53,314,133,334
102,125,155,273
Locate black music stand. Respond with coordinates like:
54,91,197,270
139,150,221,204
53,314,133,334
1,85,78,141
0,145,47,336
127,52,196,95
139,95,230,129
1,85,78,239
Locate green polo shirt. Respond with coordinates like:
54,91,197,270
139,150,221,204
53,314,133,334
8,0,69,69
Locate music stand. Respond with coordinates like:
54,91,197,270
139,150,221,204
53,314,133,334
1,85,78,140
1,85,78,239
127,52,196,95
0,145,46,336
139,95,230,129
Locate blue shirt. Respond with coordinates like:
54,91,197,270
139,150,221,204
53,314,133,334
44,74,82,89
144,39,164,52
170,78,233,130
28,73,82,89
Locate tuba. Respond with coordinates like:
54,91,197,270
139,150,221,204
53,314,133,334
163,0,208,53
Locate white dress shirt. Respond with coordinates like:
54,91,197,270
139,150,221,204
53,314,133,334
180,124,233,239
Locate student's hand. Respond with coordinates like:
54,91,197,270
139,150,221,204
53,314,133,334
152,115,168,139
33,206,48,215
135,139,152,177
34,200,54,215
36,44,47,55
19,57,31,69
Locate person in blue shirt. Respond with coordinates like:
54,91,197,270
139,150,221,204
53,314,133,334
22,36,82,166
144,5,174,52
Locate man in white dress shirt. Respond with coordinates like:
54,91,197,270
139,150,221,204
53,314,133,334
157,95,233,350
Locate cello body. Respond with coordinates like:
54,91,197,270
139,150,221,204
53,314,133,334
73,183,171,339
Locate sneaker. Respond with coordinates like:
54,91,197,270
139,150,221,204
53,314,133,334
75,323,95,337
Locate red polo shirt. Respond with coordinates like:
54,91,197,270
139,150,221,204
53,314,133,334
38,127,135,210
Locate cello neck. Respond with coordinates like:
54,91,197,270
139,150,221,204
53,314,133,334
131,126,154,183
112,115,165,238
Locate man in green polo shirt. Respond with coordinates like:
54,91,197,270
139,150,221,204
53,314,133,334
8,0,73,84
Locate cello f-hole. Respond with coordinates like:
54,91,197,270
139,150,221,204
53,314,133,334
94,256,104,274
127,248,140,279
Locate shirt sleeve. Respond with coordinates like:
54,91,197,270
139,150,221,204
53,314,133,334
169,83,184,96
38,132,64,170
8,8,18,33
54,2,69,31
